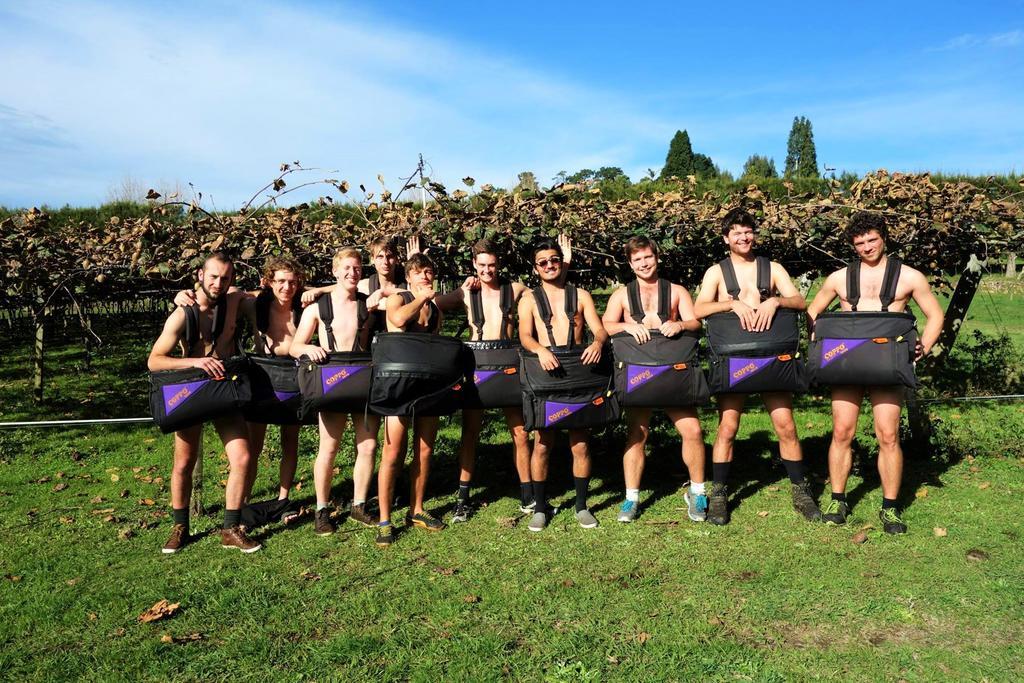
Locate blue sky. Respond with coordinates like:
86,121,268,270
1,0,1022,208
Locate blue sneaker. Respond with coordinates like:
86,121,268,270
684,490,708,522
617,499,638,523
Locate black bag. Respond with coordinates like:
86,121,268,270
370,320,467,417
149,299,251,433
810,258,919,389
463,280,520,409
297,294,373,418
611,279,710,408
705,256,807,394
521,285,620,431
244,291,308,425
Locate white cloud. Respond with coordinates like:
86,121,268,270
936,29,1023,51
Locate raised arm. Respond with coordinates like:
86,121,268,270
387,291,430,329
288,305,326,362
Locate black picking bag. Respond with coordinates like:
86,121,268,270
369,333,468,417
809,312,918,388
520,346,620,431
245,355,309,425
149,356,252,434
704,307,808,394
464,340,522,409
612,331,710,407
296,351,373,418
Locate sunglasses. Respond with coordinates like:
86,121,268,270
535,256,563,268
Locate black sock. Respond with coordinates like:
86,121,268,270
831,492,847,503
533,480,547,512
223,509,241,529
520,482,533,505
781,458,805,485
458,481,471,503
574,477,590,513
712,462,731,486
882,497,898,510
172,507,189,528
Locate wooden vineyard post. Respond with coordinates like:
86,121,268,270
32,307,47,404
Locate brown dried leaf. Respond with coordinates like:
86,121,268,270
851,530,869,544
933,527,948,537
757,510,769,518
635,631,651,644
120,489,130,498
299,571,321,581
463,594,481,604
110,474,120,483
434,567,458,576
966,549,989,562
139,499,155,506
978,482,991,490
914,487,928,499
118,527,135,541
66,577,81,586
52,482,68,492
90,495,104,504
138,599,181,623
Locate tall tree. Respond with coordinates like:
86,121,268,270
742,154,778,179
516,171,538,192
693,153,718,179
660,130,694,179
785,116,820,178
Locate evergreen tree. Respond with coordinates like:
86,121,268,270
742,154,778,179
660,130,694,179
693,153,718,179
785,116,820,178
516,171,538,192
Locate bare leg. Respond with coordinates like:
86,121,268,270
314,412,348,508
667,407,705,483
870,387,905,500
623,408,651,490
503,408,532,484
408,416,440,516
245,422,268,503
713,394,745,466
278,424,300,500
763,392,802,462
828,387,865,494
170,424,203,510
569,428,591,479
457,409,484,483
351,415,380,504
214,413,253,511
377,416,410,524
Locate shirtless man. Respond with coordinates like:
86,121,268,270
289,247,378,535
148,251,260,553
375,253,448,546
602,236,707,523
807,211,943,534
432,238,531,521
694,209,821,526
518,238,609,532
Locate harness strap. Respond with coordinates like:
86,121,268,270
318,296,337,352
183,295,227,357
879,257,902,312
399,291,439,333
354,292,369,351
498,280,514,342
719,258,740,300
626,278,673,325
657,278,671,322
626,280,644,322
369,273,380,294
469,287,486,339
532,284,577,350
846,260,862,311
755,255,772,301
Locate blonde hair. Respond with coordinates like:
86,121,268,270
332,247,362,270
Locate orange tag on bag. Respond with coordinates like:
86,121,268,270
453,384,462,392
872,337,889,344
673,363,688,370
592,397,604,406
777,354,792,361
503,367,517,375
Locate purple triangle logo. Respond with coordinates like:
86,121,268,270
162,379,209,415
728,357,775,388
820,339,869,367
321,365,368,395
545,400,589,427
273,390,299,402
626,364,672,393
474,370,501,386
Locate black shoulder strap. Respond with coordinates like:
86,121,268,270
499,280,514,341
211,295,227,344
626,280,644,322
719,258,740,300
469,286,486,339
657,278,671,322
290,296,303,327
353,292,369,351
846,260,861,312
755,256,772,302
879,257,902,312
564,284,578,350
369,273,380,293
183,304,200,355
318,295,337,352
183,296,227,357
254,290,273,355
532,285,557,347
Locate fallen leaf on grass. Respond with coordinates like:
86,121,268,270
434,567,459,576
103,515,122,524
933,527,948,537
132,467,142,474
463,594,481,604
766,486,780,492
55,471,65,479
52,483,68,492
138,599,181,623
966,549,989,562
118,527,135,541
35,476,51,484
138,499,155,506
59,516,75,525
496,516,519,529
119,489,130,498
915,487,928,499
66,578,81,586
708,616,725,627
90,496,104,504
299,571,321,581
561,579,575,588
92,508,115,515
634,631,651,644
88,612,97,621
978,482,991,490
4,574,22,582
969,465,980,473
851,530,869,544
110,474,119,483
859,524,875,532
757,510,769,518
861,571,881,578
161,632,203,644
111,628,126,637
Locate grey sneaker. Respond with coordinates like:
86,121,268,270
452,501,472,523
684,490,708,522
575,508,599,529
528,509,549,532
791,481,822,521
616,500,638,523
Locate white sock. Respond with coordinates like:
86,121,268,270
690,481,706,495
626,488,640,502
316,502,329,511
352,499,366,507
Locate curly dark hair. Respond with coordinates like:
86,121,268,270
720,208,757,236
845,211,888,243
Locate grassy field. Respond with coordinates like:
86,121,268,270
1,278,1023,681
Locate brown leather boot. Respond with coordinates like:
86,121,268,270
162,524,189,554
220,525,262,553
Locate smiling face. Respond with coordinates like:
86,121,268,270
266,269,299,305
333,257,363,293
723,224,756,256
533,248,563,284
852,229,886,265
473,252,499,285
372,246,398,279
197,257,233,300
628,246,658,281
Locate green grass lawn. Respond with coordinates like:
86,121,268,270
1,279,1023,681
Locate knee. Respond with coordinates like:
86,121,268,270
628,423,650,445
716,419,739,442
875,427,900,451
680,421,703,443
511,425,529,448
774,420,798,445
832,423,857,445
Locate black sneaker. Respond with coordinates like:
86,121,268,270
314,508,336,536
707,482,729,526
406,512,446,532
879,508,908,535
791,481,822,521
822,498,850,525
452,501,472,523
375,523,395,547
